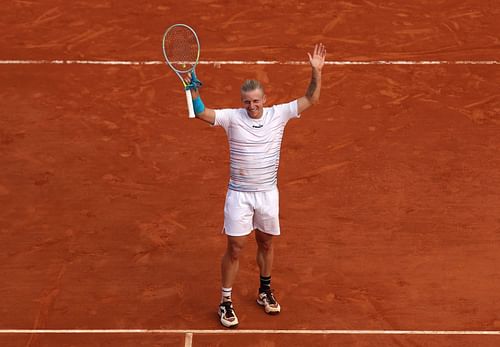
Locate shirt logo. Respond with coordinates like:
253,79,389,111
252,124,263,128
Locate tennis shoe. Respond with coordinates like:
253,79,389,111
218,301,239,328
257,288,281,315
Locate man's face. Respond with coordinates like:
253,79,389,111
241,88,266,119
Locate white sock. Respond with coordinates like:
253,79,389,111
221,287,232,302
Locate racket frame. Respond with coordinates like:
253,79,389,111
162,23,201,119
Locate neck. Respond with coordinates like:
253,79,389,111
247,111,263,119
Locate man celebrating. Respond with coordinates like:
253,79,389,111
186,44,326,328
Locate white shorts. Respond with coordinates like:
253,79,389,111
223,187,280,237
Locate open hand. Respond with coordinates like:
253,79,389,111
307,43,326,71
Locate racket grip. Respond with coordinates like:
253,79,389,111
185,89,195,118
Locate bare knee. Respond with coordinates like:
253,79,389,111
255,230,273,253
258,240,273,253
226,239,245,262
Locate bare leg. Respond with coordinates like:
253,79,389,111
255,229,274,277
219,235,247,328
255,229,281,314
221,235,248,290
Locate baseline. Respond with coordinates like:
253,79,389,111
1,329,500,335
0,60,499,65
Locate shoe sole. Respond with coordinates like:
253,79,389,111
256,299,281,315
218,311,239,329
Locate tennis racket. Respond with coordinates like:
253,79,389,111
162,24,201,118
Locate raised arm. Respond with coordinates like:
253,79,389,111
297,43,326,114
184,72,216,125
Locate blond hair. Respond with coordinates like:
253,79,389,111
240,79,264,93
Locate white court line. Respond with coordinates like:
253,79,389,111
184,332,193,347
0,59,499,65
1,329,500,335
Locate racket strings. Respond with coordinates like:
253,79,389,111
164,26,198,72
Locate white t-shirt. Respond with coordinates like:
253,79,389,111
214,100,300,192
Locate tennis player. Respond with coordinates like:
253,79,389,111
186,44,326,328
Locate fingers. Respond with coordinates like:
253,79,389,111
183,72,192,84
308,44,326,70
315,43,321,56
314,43,326,58
309,44,327,60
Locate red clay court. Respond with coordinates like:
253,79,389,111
1,1,500,346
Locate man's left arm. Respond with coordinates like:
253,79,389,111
297,43,326,114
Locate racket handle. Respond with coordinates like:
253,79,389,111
185,89,195,118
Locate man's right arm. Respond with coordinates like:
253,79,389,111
183,73,216,124
190,88,216,125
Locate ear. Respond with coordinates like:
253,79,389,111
241,91,248,102
262,94,267,104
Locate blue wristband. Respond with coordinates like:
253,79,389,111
192,96,205,114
